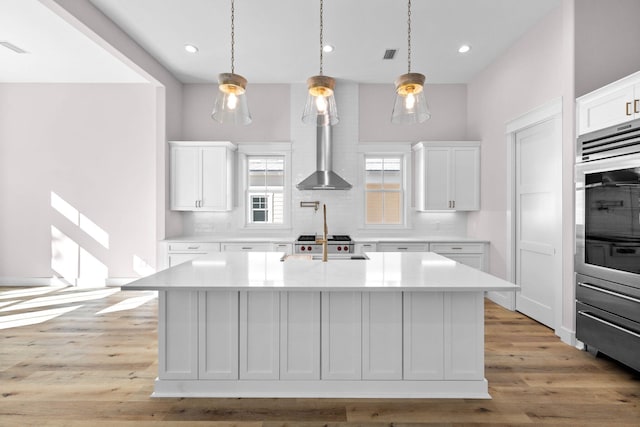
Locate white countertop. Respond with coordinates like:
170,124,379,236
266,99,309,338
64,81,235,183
163,235,489,244
123,251,516,292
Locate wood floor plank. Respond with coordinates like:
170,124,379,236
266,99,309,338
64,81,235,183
0,286,639,426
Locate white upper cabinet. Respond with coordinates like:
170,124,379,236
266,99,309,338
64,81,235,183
170,141,236,211
577,70,640,135
412,141,480,211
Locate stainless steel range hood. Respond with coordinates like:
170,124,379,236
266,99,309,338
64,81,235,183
297,120,352,190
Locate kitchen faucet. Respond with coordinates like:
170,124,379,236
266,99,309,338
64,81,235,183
315,204,328,262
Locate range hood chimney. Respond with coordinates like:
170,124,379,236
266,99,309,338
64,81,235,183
297,118,352,190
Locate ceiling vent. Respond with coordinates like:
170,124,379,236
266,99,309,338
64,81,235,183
0,41,28,54
383,49,397,60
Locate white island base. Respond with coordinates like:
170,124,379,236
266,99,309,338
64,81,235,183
123,252,518,399
155,289,488,398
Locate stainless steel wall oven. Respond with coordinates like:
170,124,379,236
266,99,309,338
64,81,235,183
575,118,640,371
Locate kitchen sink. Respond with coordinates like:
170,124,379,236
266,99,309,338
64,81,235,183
281,254,369,261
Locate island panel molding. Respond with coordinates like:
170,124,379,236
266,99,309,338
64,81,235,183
124,251,517,398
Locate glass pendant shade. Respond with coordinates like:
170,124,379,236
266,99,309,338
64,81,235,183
391,72,430,124
302,75,338,125
211,72,252,125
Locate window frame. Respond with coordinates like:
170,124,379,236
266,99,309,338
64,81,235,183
357,143,412,230
238,143,292,230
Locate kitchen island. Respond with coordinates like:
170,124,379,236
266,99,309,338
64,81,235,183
123,251,518,398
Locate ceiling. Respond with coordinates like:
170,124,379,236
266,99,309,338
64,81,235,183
0,0,560,84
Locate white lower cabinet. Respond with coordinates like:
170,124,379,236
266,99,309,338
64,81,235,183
199,291,238,379
430,243,487,272
362,292,403,380
166,242,221,268
239,291,280,380
157,289,485,392
403,292,445,379
280,292,320,379
444,292,484,380
221,243,273,252
158,290,199,380
321,292,362,380
376,243,429,252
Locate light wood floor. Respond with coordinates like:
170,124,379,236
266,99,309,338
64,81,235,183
0,286,638,426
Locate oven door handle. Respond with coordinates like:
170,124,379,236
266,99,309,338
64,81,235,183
578,282,640,304
578,310,640,339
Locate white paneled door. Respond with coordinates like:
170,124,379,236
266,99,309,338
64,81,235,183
514,117,561,328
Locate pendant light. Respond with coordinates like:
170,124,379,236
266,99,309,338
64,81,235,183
391,0,430,124
302,0,338,126
212,0,251,125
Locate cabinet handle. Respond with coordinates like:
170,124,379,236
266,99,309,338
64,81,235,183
626,102,633,116
397,247,408,250
451,247,463,250
188,246,199,250
453,200,455,209
242,247,252,250
635,99,640,114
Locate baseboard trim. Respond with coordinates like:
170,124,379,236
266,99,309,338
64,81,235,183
486,290,515,311
557,325,576,346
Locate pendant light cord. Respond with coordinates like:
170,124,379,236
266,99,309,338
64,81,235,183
319,0,324,75
407,0,412,73
230,0,235,74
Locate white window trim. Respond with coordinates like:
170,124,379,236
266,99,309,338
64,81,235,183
356,143,412,230
237,142,292,230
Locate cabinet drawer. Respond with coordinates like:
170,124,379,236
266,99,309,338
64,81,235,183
222,243,272,252
168,242,221,252
377,243,428,252
430,243,484,253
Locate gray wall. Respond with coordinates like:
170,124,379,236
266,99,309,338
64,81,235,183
575,0,640,97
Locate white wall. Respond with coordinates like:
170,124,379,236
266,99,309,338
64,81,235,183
359,84,468,141
466,3,576,341
50,0,185,242
182,84,290,142
466,5,567,279
574,0,640,97
0,84,157,283
176,82,469,238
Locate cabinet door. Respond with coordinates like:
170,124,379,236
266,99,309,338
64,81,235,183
355,243,377,254
376,243,428,252
423,147,451,210
403,292,444,379
451,147,480,210
321,292,362,380
280,292,320,380
171,146,200,210
443,254,483,270
158,290,198,380
578,84,635,135
444,292,484,380
201,146,230,210
199,291,239,379
168,253,205,267
362,292,402,379
221,243,272,252
239,291,280,380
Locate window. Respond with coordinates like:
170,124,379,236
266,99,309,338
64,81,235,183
365,156,404,225
246,156,285,225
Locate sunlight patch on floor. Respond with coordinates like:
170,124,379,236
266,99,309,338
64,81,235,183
97,292,157,315
0,288,119,313
0,304,82,330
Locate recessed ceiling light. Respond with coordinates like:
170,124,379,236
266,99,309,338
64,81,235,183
184,44,199,54
322,44,334,53
458,44,471,54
